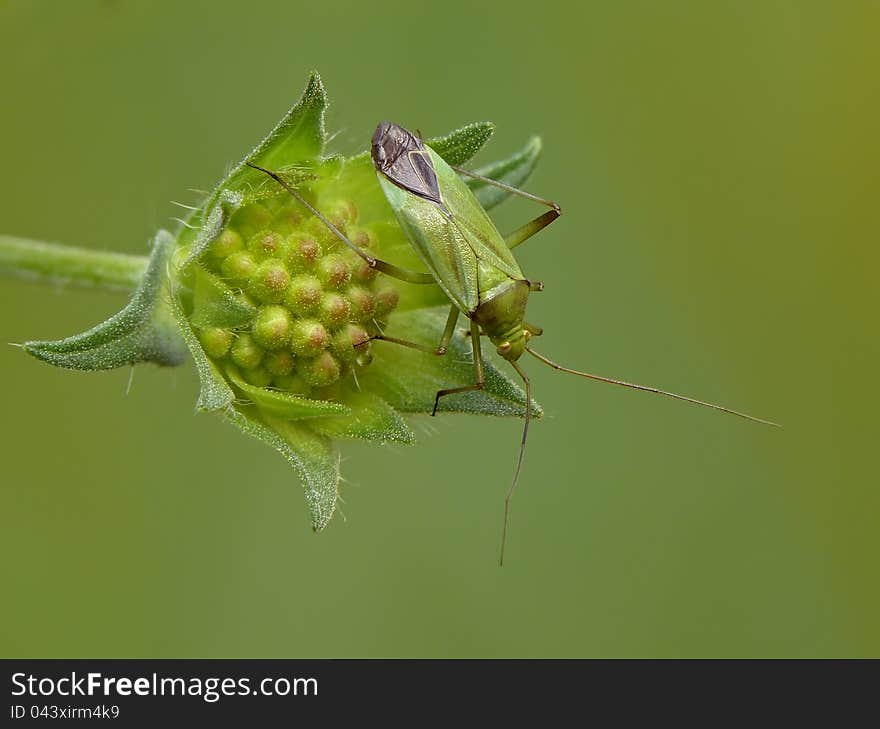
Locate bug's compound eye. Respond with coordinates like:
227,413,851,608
371,121,407,171
523,329,532,343
497,341,512,356
371,122,392,168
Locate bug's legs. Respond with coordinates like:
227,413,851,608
504,210,561,251
452,166,562,251
246,162,436,285
357,305,460,356
432,321,485,416
461,321,544,337
436,305,460,355
450,166,561,251
361,334,436,354
463,321,542,339
451,165,561,213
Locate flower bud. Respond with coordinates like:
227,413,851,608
231,203,272,238
264,350,295,377
274,206,303,235
285,235,322,271
318,292,351,330
373,283,400,317
231,332,264,370
305,215,341,247
327,200,358,231
198,327,233,359
221,250,256,286
317,253,351,289
284,274,323,315
247,229,288,260
252,305,293,350
350,227,374,250
331,323,370,364
242,365,273,387
249,259,291,303
208,229,244,260
351,256,378,284
346,285,376,319
23,72,549,538
300,351,341,387
291,319,329,357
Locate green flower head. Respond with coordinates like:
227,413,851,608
21,72,545,531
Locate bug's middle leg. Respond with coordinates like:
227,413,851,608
358,305,459,356
432,320,485,416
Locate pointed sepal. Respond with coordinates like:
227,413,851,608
249,70,329,168
426,122,495,166
227,408,340,531
23,230,187,370
167,291,235,412
225,365,351,420
177,72,330,257
310,390,416,444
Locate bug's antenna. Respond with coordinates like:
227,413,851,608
526,347,780,427
500,360,532,566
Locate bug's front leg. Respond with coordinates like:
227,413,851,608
452,164,561,212
504,210,560,251
432,320,485,416
462,320,543,339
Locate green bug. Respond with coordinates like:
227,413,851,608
248,121,778,565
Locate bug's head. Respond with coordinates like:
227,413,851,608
473,281,533,362
494,330,531,362
371,121,412,172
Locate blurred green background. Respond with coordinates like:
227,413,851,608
1,1,876,657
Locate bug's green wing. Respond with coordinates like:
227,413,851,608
376,173,480,313
376,146,527,314
424,146,525,283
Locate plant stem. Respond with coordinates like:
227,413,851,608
0,235,148,293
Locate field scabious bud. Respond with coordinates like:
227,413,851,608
16,72,544,531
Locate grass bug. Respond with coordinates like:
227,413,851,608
247,121,779,565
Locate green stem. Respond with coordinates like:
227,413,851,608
0,235,148,293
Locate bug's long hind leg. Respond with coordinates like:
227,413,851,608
246,162,436,285
431,321,485,416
